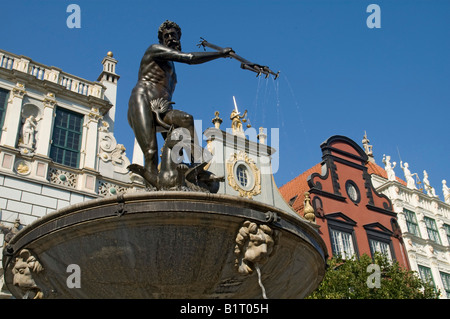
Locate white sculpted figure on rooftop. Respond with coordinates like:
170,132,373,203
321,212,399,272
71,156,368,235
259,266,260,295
400,161,417,190
382,154,396,181
423,170,437,197
442,180,450,204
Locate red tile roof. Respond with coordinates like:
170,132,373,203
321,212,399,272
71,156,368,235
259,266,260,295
279,163,322,214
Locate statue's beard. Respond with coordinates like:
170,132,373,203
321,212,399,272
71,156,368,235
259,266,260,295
168,40,181,51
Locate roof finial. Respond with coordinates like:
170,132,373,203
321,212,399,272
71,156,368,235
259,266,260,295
303,192,315,223
212,111,222,129
362,131,375,163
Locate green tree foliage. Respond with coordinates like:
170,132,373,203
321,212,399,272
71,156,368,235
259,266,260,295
308,253,439,299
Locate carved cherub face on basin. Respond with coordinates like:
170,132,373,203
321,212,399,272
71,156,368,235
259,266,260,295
235,221,279,275
13,259,35,288
12,249,44,292
244,225,274,264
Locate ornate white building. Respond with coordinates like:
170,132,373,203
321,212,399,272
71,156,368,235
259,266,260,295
0,49,146,297
365,137,450,298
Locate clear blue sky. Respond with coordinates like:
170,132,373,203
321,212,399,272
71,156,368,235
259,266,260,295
1,0,449,198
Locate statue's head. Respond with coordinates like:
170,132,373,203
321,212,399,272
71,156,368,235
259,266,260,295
158,20,182,51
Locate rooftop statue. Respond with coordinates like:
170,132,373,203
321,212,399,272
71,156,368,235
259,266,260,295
382,154,396,181
127,20,278,191
400,161,418,190
443,180,450,204
423,170,437,197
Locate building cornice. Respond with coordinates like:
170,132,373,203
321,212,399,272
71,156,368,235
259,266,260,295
0,49,111,114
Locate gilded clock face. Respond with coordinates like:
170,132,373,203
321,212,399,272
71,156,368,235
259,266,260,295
346,181,360,203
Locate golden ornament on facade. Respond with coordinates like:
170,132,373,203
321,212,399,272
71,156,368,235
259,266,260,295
303,192,316,223
226,151,261,199
15,160,31,175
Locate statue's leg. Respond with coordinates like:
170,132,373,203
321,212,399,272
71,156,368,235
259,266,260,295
128,88,158,175
161,109,203,164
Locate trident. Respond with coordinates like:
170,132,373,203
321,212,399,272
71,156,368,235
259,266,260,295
197,38,280,79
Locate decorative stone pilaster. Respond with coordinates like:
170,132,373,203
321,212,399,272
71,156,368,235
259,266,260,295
35,92,56,157
30,93,57,181
1,83,26,147
82,108,101,170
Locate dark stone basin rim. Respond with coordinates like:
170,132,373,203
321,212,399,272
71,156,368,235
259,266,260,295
3,191,328,269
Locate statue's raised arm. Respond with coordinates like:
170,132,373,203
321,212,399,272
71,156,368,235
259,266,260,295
144,43,233,65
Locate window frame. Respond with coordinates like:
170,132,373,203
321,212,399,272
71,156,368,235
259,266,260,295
424,216,442,245
418,265,435,289
326,214,358,259
403,208,421,237
0,88,9,138
49,107,84,168
329,227,356,259
364,224,395,262
440,271,450,298
443,224,450,245
345,180,361,204
232,161,255,192
368,238,393,262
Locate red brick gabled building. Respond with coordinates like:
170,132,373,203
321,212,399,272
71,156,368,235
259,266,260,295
280,135,410,269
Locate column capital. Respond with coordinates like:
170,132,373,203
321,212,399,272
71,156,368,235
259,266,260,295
88,108,102,122
43,92,57,109
12,82,26,99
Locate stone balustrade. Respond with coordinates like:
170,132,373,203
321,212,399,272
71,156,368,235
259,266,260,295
0,49,104,99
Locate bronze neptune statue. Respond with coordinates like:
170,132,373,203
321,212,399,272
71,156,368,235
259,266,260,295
127,20,233,190
127,20,278,191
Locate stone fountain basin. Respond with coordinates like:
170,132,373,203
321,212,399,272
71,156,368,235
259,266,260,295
3,191,327,299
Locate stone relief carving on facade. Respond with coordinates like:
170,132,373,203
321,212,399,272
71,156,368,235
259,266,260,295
14,160,31,176
98,180,127,197
98,121,131,174
47,167,78,189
